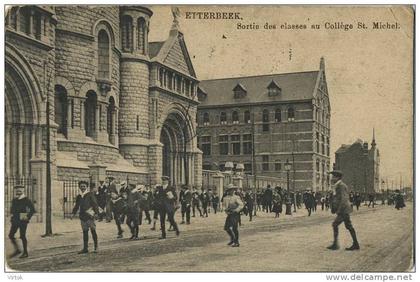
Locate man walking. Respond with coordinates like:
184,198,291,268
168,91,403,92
180,185,192,224
8,185,36,258
327,171,360,251
223,184,244,247
156,176,180,239
72,181,100,254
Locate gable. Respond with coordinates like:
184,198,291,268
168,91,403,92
163,38,191,76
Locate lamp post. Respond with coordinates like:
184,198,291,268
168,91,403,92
285,159,292,215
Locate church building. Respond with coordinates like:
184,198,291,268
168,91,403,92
5,5,202,219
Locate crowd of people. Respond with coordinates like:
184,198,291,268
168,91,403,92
8,174,408,258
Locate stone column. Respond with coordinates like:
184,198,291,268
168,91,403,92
17,125,23,175
5,124,10,175
31,125,36,159
233,175,243,188
67,97,72,130
212,173,224,210
28,10,34,37
89,164,107,188
80,99,85,131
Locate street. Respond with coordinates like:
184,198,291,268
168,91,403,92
6,203,413,272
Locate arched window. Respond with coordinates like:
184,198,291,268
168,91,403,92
203,112,210,125
232,111,239,124
159,68,164,86
220,112,227,124
262,109,269,132
287,107,295,121
107,97,116,144
137,17,146,54
275,108,281,122
121,15,133,52
18,7,31,34
98,29,110,79
54,85,68,136
85,91,97,138
244,110,251,124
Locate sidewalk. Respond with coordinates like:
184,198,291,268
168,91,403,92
5,204,381,256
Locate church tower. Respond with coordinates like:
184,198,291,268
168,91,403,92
118,6,153,171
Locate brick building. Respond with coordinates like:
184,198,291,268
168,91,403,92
197,58,331,191
333,131,380,194
5,6,202,218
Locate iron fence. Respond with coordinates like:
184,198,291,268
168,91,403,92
62,179,80,219
5,175,39,221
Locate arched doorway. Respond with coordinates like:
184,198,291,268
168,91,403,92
159,110,194,188
5,61,40,176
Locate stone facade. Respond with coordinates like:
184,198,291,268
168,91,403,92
334,133,380,194
5,5,202,219
197,59,331,192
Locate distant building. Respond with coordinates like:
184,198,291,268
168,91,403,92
333,130,380,194
197,58,331,192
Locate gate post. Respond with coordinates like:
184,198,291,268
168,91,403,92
30,159,46,223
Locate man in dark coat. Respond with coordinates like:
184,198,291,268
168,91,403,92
211,193,219,214
8,185,36,258
72,181,100,254
110,190,127,238
368,193,375,208
180,185,192,224
192,189,202,217
303,190,313,216
327,171,360,251
156,176,180,239
394,190,406,210
126,184,142,240
263,185,273,213
201,191,210,217
105,177,117,222
244,191,254,221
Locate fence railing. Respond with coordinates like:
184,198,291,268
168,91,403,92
202,170,284,191
62,179,80,219
5,175,40,221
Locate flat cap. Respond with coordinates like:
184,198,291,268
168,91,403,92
13,185,25,189
161,176,170,181
329,170,343,177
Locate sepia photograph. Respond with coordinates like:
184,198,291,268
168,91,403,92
2,2,415,274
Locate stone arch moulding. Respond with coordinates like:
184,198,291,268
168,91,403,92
159,102,195,145
106,90,119,108
55,76,75,97
92,19,116,47
78,81,98,97
5,43,43,123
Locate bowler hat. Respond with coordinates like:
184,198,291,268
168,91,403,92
329,170,343,177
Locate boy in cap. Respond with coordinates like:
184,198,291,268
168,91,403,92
180,185,192,224
71,180,100,254
155,176,180,239
8,185,35,258
327,170,360,251
223,184,244,247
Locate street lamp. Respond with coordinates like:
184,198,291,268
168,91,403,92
285,159,292,215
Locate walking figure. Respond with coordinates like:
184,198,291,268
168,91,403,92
327,171,360,251
8,185,35,259
71,180,99,254
223,184,244,247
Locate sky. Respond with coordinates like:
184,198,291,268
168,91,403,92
147,5,414,188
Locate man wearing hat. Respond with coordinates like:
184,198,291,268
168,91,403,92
223,184,244,247
155,176,180,239
71,180,100,254
8,185,36,258
180,185,192,224
327,170,360,251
